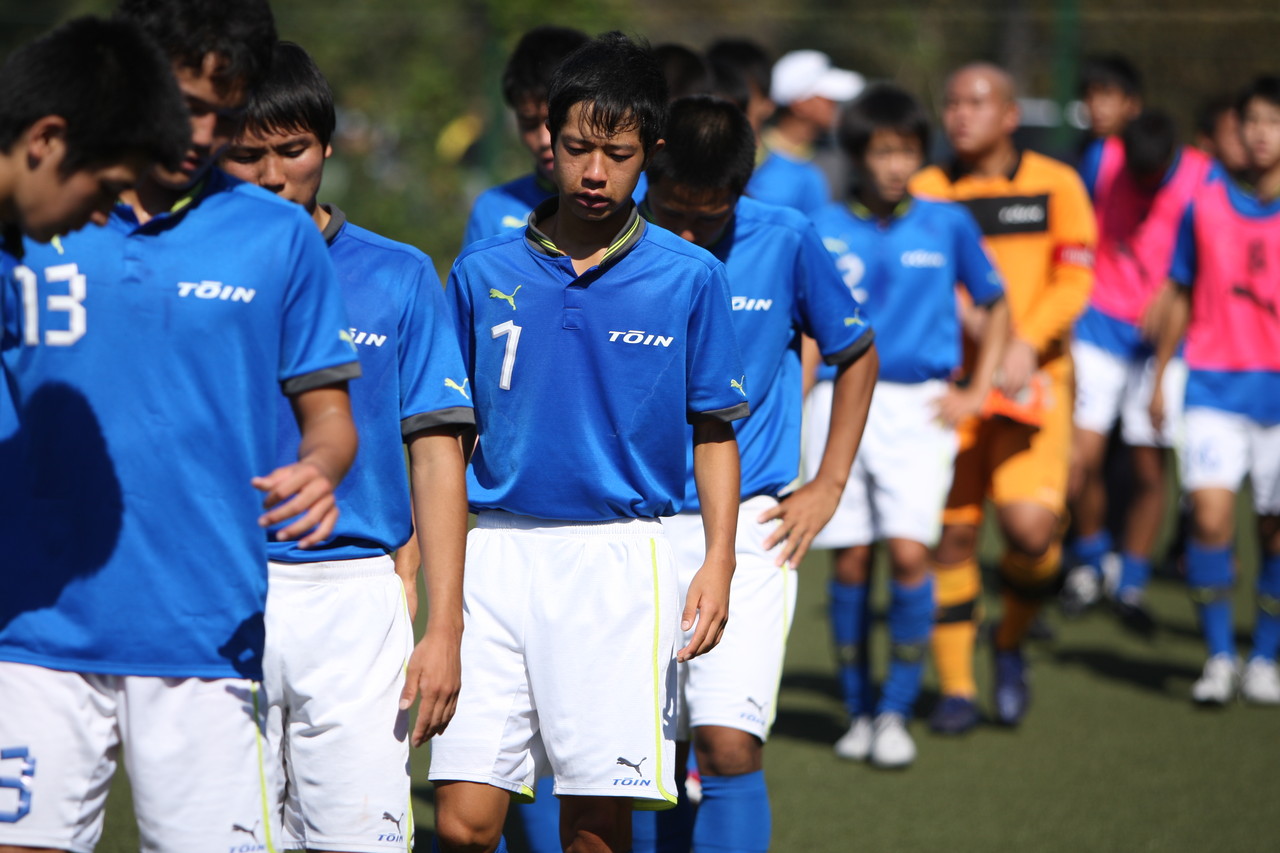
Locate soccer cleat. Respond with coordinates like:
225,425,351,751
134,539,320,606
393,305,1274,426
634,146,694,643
833,715,873,761
1113,588,1157,637
1240,657,1280,705
1191,654,1240,705
869,713,916,769
1099,551,1123,598
1060,565,1101,617
993,646,1030,726
927,695,980,735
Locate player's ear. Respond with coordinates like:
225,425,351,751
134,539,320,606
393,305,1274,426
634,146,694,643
324,144,333,160
24,115,69,172
1001,101,1021,136
643,137,666,168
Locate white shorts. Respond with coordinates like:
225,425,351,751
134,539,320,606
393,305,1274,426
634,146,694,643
1182,407,1280,514
1072,340,1186,447
0,661,278,853
427,513,679,810
264,556,415,852
663,496,797,742
803,379,958,549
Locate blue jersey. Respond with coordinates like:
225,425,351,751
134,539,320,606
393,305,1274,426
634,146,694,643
0,169,360,679
641,197,874,511
449,200,749,521
746,150,830,215
463,172,556,246
811,196,1004,383
269,206,474,563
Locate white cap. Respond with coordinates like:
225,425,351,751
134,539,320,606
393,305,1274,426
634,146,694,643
771,50,864,106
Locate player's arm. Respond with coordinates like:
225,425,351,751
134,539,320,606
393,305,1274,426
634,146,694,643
800,334,821,398
682,418,739,662
255,384,358,548
1149,205,1197,433
401,426,468,746
1001,172,1097,393
393,532,421,622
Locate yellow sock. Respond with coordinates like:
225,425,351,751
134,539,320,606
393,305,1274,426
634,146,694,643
931,558,982,698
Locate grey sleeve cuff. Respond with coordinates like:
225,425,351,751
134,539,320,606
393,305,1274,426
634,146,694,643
401,406,476,437
823,329,876,367
688,400,751,424
281,361,362,396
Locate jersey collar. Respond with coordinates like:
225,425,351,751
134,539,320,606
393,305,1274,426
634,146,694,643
320,203,347,245
946,148,1023,183
525,197,646,270
849,193,913,221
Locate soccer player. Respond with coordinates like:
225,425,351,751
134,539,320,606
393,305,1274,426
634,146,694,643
0,16,189,247
640,94,877,850
1194,93,1250,174
462,25,589,246
1078,55,1143,142
911,63,1097,731
1062,111,1212,627
1150,76,1280,706
220,41,472,851
706,39,835,215
808,85,1009,766
0,2,362,850
429,33,748,853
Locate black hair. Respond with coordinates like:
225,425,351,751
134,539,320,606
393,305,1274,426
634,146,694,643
546,32,668,153
501,25,590,108
706,38,772,100
240,42,336,149
1078,54,1142,99
646,96,756,197
1122,110,1177,180
837,83,931,162
653,44,712,101
1196,93,1238,140
116,0,276,92
707,57,751,114
1237,75,1280,116
0,16,189,172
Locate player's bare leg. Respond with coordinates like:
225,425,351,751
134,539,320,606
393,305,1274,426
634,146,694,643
434,781,510,853
559,795,633,853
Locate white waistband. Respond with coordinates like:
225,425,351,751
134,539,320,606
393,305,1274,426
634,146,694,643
475,511,665,537
268,554,396,582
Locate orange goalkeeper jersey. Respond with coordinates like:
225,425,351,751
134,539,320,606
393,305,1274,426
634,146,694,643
911,149,1096,381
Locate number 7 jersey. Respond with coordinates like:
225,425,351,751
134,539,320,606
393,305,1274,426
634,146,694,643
448,201,749,521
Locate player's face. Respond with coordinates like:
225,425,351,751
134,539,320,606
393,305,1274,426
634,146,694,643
1240,97,1280,174
745,82,775,136
222,126,331,213
646,179,737,248
553,102,654,224
514,95,555,181
792,95,840,132
151,53,248,191
860,129,924,206
16,148,145,242
943,70,1018,160
1210,109,1250,173
1083,84,1139,138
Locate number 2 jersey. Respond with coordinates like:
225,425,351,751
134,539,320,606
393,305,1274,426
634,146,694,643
1170,163,1280,423
0,169,360,679
448,200,749,521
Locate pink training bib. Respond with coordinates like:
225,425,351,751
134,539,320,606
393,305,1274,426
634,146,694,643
1185,175,1280,372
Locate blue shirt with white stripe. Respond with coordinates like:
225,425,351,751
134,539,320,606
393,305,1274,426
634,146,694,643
811,196,1004,383
0,169,360,679
449,200,749,521
268,206,474,563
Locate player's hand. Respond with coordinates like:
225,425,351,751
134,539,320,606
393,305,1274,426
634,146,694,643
1149,378,1166,435
400,626,462,747
934,385,986,427
996,338,1037,397
252,460,339,548
1140,283,1174,343
759,480,842,568
678,558,732,662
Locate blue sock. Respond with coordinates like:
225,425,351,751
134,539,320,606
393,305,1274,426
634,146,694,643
1117,552,1152,595
515,778,560,853
829,580,872,715
692,771,770,853
1070,530,1112,576
1253,555,1280,661
1186,542,1235,658
633,768,694,853
879,578,934,717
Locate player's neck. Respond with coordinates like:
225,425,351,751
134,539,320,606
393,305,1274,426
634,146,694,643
961,138,1018,179
768,117,815,154
1251,161,1280,203
856,186,900,220
311,201,331,233
122,174,189,225
542,198,632,275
